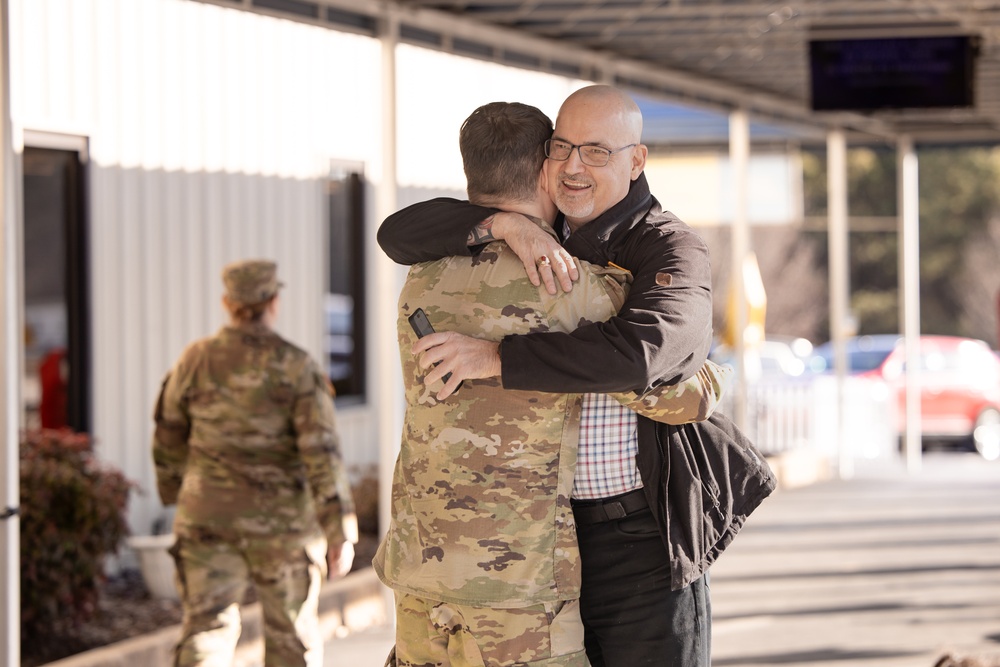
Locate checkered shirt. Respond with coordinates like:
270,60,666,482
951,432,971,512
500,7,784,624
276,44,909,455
562,219,644,500
572,392,643,500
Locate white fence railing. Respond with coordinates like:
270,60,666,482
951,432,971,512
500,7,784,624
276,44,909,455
719,375,898,461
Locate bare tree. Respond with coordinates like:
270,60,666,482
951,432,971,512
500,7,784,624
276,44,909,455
955,214,1000,348
702,225,828,344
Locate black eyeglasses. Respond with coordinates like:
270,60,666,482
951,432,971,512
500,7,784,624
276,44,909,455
544,139,637,167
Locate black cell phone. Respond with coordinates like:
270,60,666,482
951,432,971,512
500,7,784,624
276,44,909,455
407,308,436,339
407,308,462,390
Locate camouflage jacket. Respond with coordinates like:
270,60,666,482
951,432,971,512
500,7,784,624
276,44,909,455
152,322,357,547
373,225,730,607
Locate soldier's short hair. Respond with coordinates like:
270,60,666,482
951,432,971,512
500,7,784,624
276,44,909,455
228,299,273,323
459,102,552,205
933,655,999,667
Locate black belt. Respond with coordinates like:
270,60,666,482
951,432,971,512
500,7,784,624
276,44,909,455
572,489,649,525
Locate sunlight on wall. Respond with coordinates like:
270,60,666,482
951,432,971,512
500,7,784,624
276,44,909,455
645,151,803,226
395,44,583,191
12,0,384,179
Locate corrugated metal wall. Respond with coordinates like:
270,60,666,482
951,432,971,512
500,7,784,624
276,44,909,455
10,0,384,534
10,0,588,537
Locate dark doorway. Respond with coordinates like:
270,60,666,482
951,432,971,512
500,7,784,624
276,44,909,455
326,166,366,400
22,145,90,433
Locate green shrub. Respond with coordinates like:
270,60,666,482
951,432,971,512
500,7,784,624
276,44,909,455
19,429,135,644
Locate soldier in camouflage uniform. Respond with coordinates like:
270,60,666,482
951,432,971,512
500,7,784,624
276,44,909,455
152,259,358,667
373,103,730,667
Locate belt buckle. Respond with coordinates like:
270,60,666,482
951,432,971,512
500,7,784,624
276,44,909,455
603,501,627,521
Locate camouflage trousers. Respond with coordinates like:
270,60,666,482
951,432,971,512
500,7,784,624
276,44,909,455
386,592,589,667
169,534,327,667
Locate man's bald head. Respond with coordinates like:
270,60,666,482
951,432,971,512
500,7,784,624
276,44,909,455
558,85,643,145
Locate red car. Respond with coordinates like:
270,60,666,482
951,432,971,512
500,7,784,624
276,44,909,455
809,335,1000,459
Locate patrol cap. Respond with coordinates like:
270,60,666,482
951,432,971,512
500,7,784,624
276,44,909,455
222,259,283,306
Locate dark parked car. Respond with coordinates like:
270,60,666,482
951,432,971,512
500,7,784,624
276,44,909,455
808,335,1000,460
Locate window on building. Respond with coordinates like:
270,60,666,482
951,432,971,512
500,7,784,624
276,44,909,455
326,165,366,400
22,143,91,432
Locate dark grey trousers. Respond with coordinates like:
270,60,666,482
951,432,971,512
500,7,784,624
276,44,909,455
574,506,712,667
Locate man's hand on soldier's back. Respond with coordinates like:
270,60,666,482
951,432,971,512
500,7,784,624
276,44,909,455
491,212,579,295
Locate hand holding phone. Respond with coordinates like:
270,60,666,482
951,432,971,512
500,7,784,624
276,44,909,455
407,308,462,390
407,308,437,339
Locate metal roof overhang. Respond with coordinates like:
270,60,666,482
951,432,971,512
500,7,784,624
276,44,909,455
215,0,1000,146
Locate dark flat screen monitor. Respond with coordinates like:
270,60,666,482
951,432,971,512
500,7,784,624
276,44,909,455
809,35,976,111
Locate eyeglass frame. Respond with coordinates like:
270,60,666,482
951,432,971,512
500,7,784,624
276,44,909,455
544,139,638,167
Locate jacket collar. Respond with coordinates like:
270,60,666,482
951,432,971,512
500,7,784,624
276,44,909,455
559,172,654,266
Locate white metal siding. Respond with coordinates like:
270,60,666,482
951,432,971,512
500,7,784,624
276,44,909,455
11,0,587,538
11,0,384,534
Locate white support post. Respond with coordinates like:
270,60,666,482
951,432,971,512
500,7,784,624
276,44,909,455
0,0,21,662
376,10,400,541
827,129,851,479
374,11,400,625
728,108,750,431
897,136,922,473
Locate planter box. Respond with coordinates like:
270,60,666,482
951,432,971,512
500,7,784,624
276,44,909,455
127,534,178,600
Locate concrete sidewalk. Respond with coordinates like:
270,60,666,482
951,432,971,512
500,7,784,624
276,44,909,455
710,452,1000,667
319,452,1000,667
320,453,1000,667
44,568,392,667
323,624,394,667
46,452,1000,667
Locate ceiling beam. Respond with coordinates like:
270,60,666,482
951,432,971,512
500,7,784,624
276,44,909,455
190,0,1000,143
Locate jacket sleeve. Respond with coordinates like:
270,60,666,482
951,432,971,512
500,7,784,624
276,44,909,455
610,360,731,425
293,363,358,547
152,370,191,505
377,198,499,265
502,221,714,394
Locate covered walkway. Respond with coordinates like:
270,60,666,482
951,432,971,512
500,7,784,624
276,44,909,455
6,2,1000,663
329,453,1000,667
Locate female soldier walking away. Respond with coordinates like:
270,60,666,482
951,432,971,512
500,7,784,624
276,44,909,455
152,259,357,667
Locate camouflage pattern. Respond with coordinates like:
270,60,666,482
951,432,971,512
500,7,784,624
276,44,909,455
624,359,731,425
388,592,588,667
222,259,283,305
153,320,357,667
374,221,728,609
169,534,326,667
